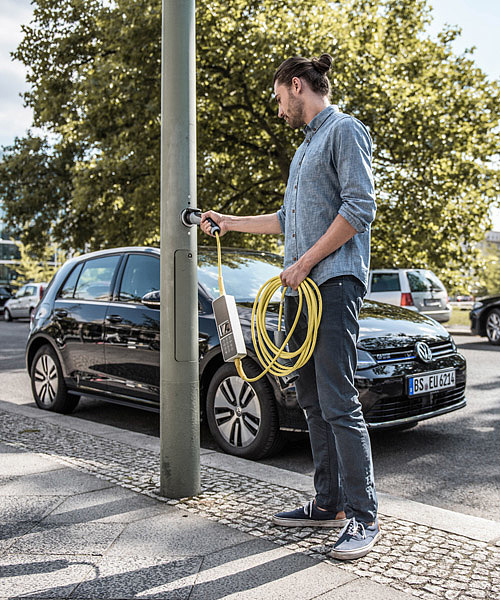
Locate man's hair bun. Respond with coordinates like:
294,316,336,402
311,54,333,75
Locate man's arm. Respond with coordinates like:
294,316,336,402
280,214,357,289
200,210,282,236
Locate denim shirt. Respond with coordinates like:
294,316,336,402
276,105,376,293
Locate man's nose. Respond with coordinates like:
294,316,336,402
278,106,284,118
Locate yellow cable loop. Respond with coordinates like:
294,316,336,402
214,232,322,383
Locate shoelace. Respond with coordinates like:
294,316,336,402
342,517,366,539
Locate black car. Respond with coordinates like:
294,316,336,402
26,247,467,459
470,295,500,345
0,285,12,314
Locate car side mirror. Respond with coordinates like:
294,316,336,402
141,290,160,309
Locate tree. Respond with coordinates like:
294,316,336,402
0,0,499,284
12,242,64,288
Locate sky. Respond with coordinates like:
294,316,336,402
0,0,499,228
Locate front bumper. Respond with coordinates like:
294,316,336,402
277,354,467,432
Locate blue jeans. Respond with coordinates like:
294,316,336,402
285,275,378,524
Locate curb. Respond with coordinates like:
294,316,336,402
1,398,499,545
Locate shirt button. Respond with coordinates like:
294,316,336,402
292,233,295,238
313,128,316,132
294,185,297,190
293,257,297,261
292,209,295,213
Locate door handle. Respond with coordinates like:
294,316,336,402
106,315,123,323
54,308,68,318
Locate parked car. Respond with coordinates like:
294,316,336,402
0,285,12,314
367,268,451,322
4,282,47,321
470,295,500,345
26,247,466,459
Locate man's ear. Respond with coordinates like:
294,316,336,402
290,76,302,95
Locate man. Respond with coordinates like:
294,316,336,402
201,53,379,560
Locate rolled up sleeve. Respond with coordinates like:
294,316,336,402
276,204,286,233
333,117,376,233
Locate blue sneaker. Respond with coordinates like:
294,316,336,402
329,517,381,560
272,500,349,528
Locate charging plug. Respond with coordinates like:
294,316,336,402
274,330,299,389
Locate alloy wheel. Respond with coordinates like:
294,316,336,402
486,311,500,343
213,376,261,448
34,354,59,406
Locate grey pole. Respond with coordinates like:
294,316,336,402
160,0,200,498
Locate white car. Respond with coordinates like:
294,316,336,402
366,269,451,323
3,283,48,321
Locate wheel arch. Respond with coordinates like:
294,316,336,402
26,335,67,377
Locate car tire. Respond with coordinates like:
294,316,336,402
206,360,283,460
4,308,12,321
30,345,80,413
485,308,500,345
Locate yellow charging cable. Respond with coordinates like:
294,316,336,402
214,231,322,383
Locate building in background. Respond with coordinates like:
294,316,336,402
0,206,21,287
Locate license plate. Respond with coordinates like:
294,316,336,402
407,369,456,396
424,298,441,306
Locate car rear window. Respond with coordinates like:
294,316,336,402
407,270,445,292
73,255,121,301
58,263,84,299
371,273,401,292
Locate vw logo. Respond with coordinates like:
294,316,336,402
415,341,433,363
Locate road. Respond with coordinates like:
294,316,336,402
1,320,499,521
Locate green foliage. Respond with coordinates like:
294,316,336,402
13,242,64,287
474,243,500,297
0,0,499,282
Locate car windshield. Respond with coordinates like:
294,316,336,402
407,270,445,292
198,251,283,302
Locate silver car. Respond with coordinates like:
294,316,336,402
366,269,451,323
3,283,47,321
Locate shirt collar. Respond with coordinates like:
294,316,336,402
303,104,338,135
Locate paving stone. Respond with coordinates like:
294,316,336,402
0,443,64,477
189,538,354,600
0,495,64,523
315,577,416,599
0,467,112,497
106,507,254,557
71,555,202,599
40,486,163,525
0,553,95,598
8,522,125,555
0,521,36,554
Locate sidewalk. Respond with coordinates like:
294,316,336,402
0,399,499,600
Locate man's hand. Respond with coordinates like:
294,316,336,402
280,260,311,290
201,210,229,236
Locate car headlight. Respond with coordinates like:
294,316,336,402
472,301,483,310
357,349,377,370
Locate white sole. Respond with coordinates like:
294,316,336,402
272,516,350,528
329,531,382,560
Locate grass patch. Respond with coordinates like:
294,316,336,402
447,306,471,327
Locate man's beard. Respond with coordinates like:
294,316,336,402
285,95,305,128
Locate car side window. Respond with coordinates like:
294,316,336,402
16,286,26,298
58,263,84,299
73,255,121,301
118,254,160,303
371,273,401,292
25,285,37,297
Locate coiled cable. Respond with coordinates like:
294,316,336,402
214,232,322,383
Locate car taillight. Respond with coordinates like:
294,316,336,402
39,287,44,300
401,292,414,307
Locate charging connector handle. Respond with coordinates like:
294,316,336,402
181,208,220,235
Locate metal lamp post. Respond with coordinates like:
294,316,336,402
159,0,200,498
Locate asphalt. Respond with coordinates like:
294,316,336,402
0,398,499,600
